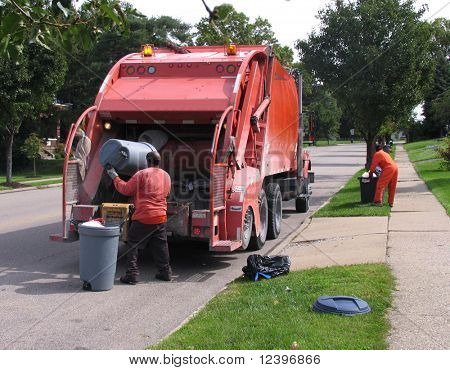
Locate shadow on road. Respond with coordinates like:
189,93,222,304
0,222,240,295
314,162,363,167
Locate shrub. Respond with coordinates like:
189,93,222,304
54,143,65,160
437,137,450,170
21,133,42,177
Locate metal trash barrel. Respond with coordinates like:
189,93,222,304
78,223,121,291
358,176,379,204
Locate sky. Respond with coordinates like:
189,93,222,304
127,0,450,54
126,0,448,120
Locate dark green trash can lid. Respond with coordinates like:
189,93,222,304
312,296,371,316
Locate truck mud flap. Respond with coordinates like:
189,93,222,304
167,202,190,237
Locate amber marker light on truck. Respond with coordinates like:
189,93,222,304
141,44,154,57
225,43,238,55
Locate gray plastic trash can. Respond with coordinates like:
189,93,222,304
99,139,156,176
78,223,121,291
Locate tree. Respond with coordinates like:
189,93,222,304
309,90,342,144
0,45,66,183
0,0,137,182
196,3,294,67
430,89,450,127
297,0,434,167
21,133,42,177
422,18,450,138
0,0,132,60
57,15,193,123
0,53,32,183
274,45,294,68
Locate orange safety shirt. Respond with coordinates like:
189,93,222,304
370,150,397,172
113,167,171,225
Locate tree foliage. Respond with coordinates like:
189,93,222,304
422,18,450,138
430,88,450,125
297,0,434,166
0,0,135,60
57,15,192,122
308,89,342,144
196,3,293,66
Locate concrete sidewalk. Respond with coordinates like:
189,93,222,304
281,144,449,350
387,145,449,350
283,217,388,270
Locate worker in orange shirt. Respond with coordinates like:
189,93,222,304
105,151,172,284
369,144,398,207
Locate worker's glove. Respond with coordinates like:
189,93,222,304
105,164,118,179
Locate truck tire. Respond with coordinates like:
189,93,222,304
249,189,268,250
266,183,282,240
295,196,309,213
241,207,253,250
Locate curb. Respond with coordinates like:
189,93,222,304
20,177,62,184
268,217,313,256
0,183,62,195
266,180,348,256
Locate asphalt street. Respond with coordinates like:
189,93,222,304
0,144,365,349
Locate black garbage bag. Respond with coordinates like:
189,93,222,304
242,254,291,281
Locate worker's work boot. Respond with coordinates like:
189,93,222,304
155,268,172,282
372,202,383,207
120,275,138,285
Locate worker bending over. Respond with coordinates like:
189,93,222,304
369,144,398,207
105,151,172,284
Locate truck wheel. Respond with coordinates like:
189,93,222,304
295,197,309,213
241,207,253,250
249,189,268,250
266,183,282,239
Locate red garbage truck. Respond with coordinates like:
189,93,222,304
51,44,313,252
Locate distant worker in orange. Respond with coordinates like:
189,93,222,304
369,144,398,207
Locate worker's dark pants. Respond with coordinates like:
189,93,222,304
124,221,171,279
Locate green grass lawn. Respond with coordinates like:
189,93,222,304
0,178,62,192
413,159,449,214
152,264,394,350
404,139,443,162
404,139,449,214
1,159,63,183
314,145,396,217
314,169,391,217
315,139,363,147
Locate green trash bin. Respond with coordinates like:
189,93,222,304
358,176,379,204
79,222,121,291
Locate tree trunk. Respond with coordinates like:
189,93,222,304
33,158,36,177
365,135,376,170
6,132,14,184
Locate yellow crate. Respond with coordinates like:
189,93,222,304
101,203,132,241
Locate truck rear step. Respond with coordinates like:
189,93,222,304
210,240,241,252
